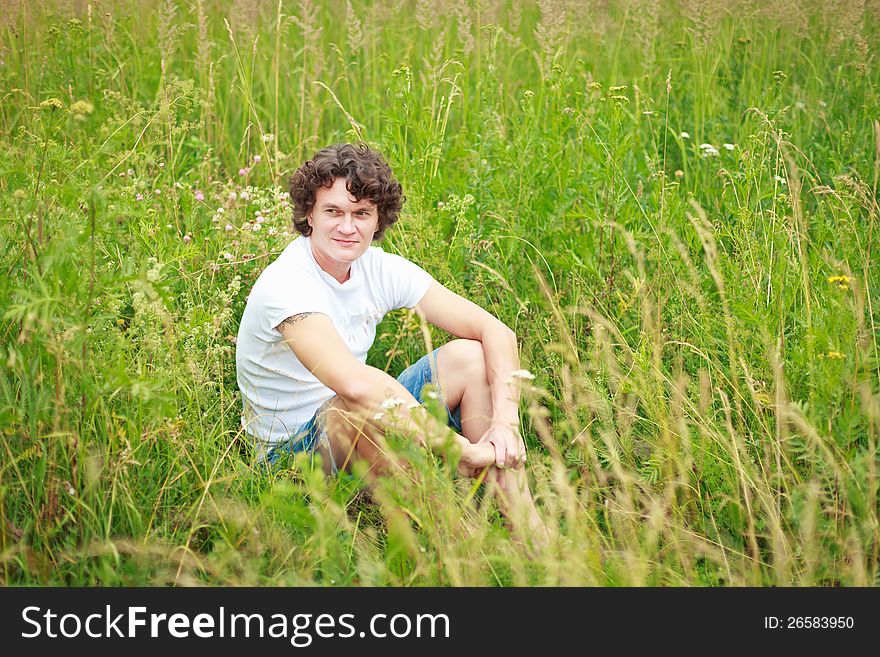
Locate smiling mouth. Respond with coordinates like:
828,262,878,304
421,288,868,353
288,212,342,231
333,239,358,245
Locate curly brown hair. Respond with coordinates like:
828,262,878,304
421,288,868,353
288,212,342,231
288,143,405,240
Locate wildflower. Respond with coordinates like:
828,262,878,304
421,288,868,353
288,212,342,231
194,190,205,202
699,143,719,157
252,223,261,232
158,162,165,168
262,133,275,143
166,224,173,229
372,412,384,421
229,191,237,200
70,99,94,115
126,168,135,177
183,234,192,244
239,190,250,200
267,227,277,236
154,189,161,195
828,275,851,290
12,189,26,201
225,224,233,231
223,252,234,261
40,98,63,110
255,215,265,224
380,397,406,410
239,167,249,176
679,131,690,139
723,143,735,151
64,481,76,496
774,175,787,186
135,193,144,201
509,369,535,381
210,263,220,273
675,170,684,178
826,351,845,359
253,155,261,163
173,181,183,189
216,207,225,214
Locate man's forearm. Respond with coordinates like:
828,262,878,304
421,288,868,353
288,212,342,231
481,322,522,427
339,365,465,454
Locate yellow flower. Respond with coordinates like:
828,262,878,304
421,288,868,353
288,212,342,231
40,98,63,110
826,351,845,359
827,275,851,290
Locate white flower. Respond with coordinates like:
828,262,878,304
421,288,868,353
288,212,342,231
216,207,225,214
228,191,237,200
64,482,76,496
225,224,233,231
239,190,250,200
380,397,406,410
680,131,690,139
699,143,719,157
255,215,265,224
723,143,735,151
372,412,384,420
774,175,787,186
261,133,275,143
223,252,234,261
510,369,535,381
252,223,261,231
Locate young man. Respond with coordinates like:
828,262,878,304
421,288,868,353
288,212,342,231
236,143,544,542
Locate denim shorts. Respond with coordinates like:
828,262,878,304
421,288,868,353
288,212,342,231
265,347,462,471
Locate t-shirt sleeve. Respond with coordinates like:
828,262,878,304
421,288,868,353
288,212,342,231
252,269,332,337
378,250,434,310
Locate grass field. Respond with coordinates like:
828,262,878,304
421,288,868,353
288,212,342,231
1,0,878,586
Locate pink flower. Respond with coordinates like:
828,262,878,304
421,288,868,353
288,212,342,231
255,215,265,224
194,190,205,202
135,193,144,201
225,224,233,231
183,235,192,244
238,167,249,176
252,155,261,163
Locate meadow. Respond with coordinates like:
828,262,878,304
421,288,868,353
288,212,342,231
0,0,878,586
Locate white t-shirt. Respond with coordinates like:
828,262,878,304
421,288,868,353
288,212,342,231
235,235,433,453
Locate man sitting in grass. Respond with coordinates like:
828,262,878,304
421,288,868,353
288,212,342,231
235,142,546,547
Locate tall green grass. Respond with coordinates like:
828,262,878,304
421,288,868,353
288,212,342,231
0,0,878,585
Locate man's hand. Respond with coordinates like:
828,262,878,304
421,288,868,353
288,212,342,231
456,440,495,478
479,421,526,470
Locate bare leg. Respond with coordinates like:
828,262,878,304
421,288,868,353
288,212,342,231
435,339,548,550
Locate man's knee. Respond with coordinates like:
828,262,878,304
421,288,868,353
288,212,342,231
439,339,487,380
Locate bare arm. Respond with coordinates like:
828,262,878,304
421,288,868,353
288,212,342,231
414,280,526,469
275,312,494,471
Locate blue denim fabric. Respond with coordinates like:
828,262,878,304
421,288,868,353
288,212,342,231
265,347,462,468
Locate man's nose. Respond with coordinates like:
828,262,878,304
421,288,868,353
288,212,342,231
338,213,357,233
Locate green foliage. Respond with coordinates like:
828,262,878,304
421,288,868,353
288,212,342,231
0,0,878,586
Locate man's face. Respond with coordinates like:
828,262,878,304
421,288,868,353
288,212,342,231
307,177,379,268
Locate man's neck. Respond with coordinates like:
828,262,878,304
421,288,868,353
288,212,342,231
308,239,351,284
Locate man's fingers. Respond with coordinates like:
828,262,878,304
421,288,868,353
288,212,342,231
491,440,507,469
